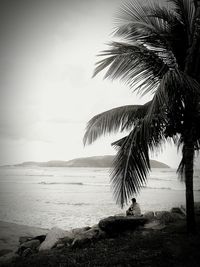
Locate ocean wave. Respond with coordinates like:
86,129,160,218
144,186,172,190
38,181,109,186
39,181,83,185
4,174,54,177
143,186,185,191
63,175,95,178
150,177,175,182
26,174,54,177
44,201,90,206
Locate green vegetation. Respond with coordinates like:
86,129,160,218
84,0,200,233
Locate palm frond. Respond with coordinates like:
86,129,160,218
110,123,150,207
114,0,177,49
83,103,150,145
93,42,169,94
114,0,190,70
169,0,195,40
110,96,168,207
115,0,170,33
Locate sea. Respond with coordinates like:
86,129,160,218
0,166,200,230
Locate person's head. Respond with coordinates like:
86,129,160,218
131,198,136,203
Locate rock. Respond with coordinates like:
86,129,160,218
98,216,148,234
56,243,65,249
19,236,32,245
155,210,185,224
39,227,69,251
155,211,172,223
71,225,106,248
155,211,179,224
72,226,91,235
32,235,46,243
71,236,91,248
17,239,40,256
21,248,33,258
170,207,185,215
20,239,40,250
56,232,75,247
143,211,155,221
170,212,185,220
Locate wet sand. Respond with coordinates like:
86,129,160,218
0,221,48,255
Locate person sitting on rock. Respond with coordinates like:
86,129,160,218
126,198,141,216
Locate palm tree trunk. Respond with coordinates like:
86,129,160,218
183,0,200,234
184,141,196,234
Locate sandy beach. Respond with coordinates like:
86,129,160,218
0,221,48,256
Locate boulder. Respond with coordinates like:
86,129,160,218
71,236,91,248
32,235,46,243
155,211,173,223
143,211,155,221
39,227,69,251
21,248,33,258
19,236,32,245
71,225,106,248
17,239,40,256
155,211,184,224
98,216,148,234
56,233,75,247
170,207,185,215
72,226,91,235
56,243,65,249
170,212,185,220
21,239,40,249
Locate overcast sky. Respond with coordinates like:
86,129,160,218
0,0,184,167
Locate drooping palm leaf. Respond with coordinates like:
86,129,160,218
83,102,151,146
110,105,167,207
111,123,150,207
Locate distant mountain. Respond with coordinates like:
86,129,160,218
14,155,170,168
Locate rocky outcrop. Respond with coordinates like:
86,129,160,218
39,227,72,251
17,235,47,257
12,206,187,261
155,211,185,224
71,225,106,248
170,207,185,215
143,211,155,220
98,216,148,234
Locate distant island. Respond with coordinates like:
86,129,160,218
13,155,170,168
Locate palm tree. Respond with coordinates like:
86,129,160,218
84,0,200,233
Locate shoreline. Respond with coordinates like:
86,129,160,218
0,221,48,255
1,202,200,255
